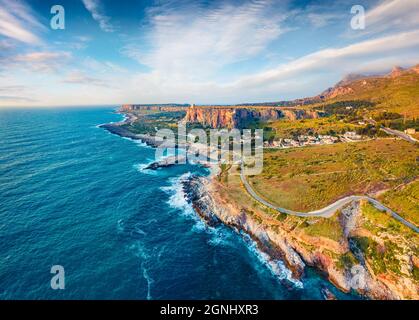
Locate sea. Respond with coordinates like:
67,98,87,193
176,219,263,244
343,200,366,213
0,107,358,299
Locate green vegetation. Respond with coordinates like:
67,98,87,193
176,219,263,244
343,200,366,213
302,214,344,242
316,100,374,118
351,236,402,276
268,116,361,139
322,72,419,118
125,110,186,135
378,180,419,226
249,139,419,211
337,251,358,270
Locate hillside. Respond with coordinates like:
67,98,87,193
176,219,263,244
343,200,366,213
318,65,419,118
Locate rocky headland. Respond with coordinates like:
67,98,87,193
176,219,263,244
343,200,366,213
181,174,418,300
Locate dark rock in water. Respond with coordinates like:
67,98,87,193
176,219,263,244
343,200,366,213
144,156,186,170
181,175,221,227
321,286,337,300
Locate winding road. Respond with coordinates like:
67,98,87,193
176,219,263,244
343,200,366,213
240,162,418,233
365,118,418,144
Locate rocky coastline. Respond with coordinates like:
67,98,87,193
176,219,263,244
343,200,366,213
180,175,416,300
101,109,417,300
99,112,163,148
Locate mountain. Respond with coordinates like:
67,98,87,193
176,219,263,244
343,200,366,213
318,64,419,117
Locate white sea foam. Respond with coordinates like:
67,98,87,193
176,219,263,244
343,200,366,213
161,172,303,289
117,219,124,233
133,163,158,175
161,173,233,247
142,265,154,300
120,136,153,149
161,172,195,217
161,172,218,235
241,232,304,289
135,244,154,300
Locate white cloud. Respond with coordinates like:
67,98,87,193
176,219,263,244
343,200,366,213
364,0,419,34
0,51,72,73
62,70,112,87
229,29,419,88
123,0,290,79
0,0,45,44
121,29,419,104
81,0,114,32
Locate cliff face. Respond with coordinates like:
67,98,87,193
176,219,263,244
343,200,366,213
182,175,418,300
121,104,189,112
184,106,320,128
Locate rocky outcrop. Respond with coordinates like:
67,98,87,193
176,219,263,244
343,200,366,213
184,106,321,128
411,64,419,74
321,86,355,99
182,175,306,277
181,175,415,300
144,156,186,170
388,66,404,78
99,123,163,147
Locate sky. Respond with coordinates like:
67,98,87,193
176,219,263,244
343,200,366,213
0,0,419,107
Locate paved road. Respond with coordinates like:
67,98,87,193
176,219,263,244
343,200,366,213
365,118,418,144
380,127,418,143
240,163,418,233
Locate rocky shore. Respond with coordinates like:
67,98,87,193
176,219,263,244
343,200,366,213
99,114,163,148
101,109,418,300
181,175,417,300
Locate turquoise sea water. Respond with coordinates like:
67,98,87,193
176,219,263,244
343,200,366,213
0,107,358,299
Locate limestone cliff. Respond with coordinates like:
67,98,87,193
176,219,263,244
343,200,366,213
184,106,321,128
121,104,189,113
182,175,418,300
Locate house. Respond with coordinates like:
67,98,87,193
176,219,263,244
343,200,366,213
344,131,362,140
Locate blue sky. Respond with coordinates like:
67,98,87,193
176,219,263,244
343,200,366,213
1,0,419,106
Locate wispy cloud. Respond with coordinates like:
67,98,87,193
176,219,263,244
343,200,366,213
0,0,45,44
122,28,419,103
62,70,112,87
362,0,419,35
123,0,290,78
229,29,419,91
81,0,114,32
0,85,26,93
0,51,72,73
0,95,37,102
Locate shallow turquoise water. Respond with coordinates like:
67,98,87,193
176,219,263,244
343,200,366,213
0,107,358,299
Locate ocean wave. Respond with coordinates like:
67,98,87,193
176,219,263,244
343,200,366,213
206,227,234,247
161,172,195,216
161,172,216,233
114,135,154,150
241,232,304,289
161,172,303,289
161,173,233,248
133,163,158,175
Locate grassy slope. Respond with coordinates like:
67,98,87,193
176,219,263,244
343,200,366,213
378,180,419,226
323,72,419,118
248,139,419,213
268,116,361,138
